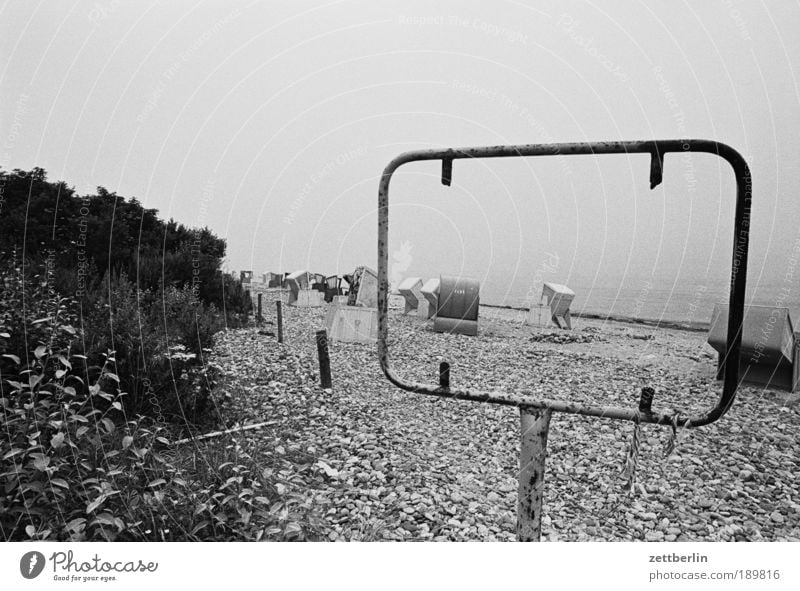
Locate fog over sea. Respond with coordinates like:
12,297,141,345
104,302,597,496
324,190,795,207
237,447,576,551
480,275,799,328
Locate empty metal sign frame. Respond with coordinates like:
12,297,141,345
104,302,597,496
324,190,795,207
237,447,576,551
376,139,752,541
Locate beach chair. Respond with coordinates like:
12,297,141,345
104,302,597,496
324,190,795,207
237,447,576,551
542,282,575,329
527,295,551,328
433,275,480,336
707,304,799,392
324,275,345,303
310,273,326,293
262,272,280,287
285,270,323,307
397,277,424,314
342,274,353,293
419,278,439,319
325,266,378,342
324,304,378,344
346,266,378,308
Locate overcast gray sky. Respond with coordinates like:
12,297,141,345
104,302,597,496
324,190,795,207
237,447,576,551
2,0,799,305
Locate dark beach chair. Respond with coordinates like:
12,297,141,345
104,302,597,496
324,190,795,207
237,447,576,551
324,275,344,302
433,275,480,336
310,273,326,293
707,303,799,392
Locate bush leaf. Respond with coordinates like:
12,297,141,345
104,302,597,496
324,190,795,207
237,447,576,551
100,417,115,434
51,433,65,449
86,495,107,514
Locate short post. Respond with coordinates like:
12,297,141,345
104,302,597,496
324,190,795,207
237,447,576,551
439,361,450,388
257,293,263,324
639,386,655,415
316,329,332,389
517,407,553,542
276,301,284,343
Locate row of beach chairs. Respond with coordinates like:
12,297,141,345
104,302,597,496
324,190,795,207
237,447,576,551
247,267,798,392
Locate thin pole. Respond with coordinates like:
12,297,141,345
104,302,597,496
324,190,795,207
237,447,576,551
276,300,284,343
172,420,278,446
517,408,553,541
316,329,332,389
257,293,263,323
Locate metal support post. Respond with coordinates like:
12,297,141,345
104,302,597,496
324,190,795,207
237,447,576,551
517,408,553,541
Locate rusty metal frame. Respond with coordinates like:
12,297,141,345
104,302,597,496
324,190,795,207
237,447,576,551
377,140,752,428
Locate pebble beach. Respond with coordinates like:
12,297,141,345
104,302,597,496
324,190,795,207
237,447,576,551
209,289,800,541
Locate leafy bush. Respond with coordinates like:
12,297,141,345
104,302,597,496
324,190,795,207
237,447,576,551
0,168,307,541
1,250,232,430
0,167,253,318
1,300,319,541
78,273,225,428
0,252,80,385
1,348,133,540
218,272,253,325
0,350,319,541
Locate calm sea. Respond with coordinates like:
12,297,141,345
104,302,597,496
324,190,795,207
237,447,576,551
481,278,800,328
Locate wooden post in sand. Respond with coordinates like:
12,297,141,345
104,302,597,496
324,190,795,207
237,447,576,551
257,293,263,324
316,329,332,389
276,301,284,343
439,362,450,389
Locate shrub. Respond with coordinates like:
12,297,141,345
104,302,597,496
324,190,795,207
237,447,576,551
0,168,309,541
2,256,229,432
79,274,225,429
1,306,319,541
0,252,80,385
1,349,137,541
0,168,253,321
